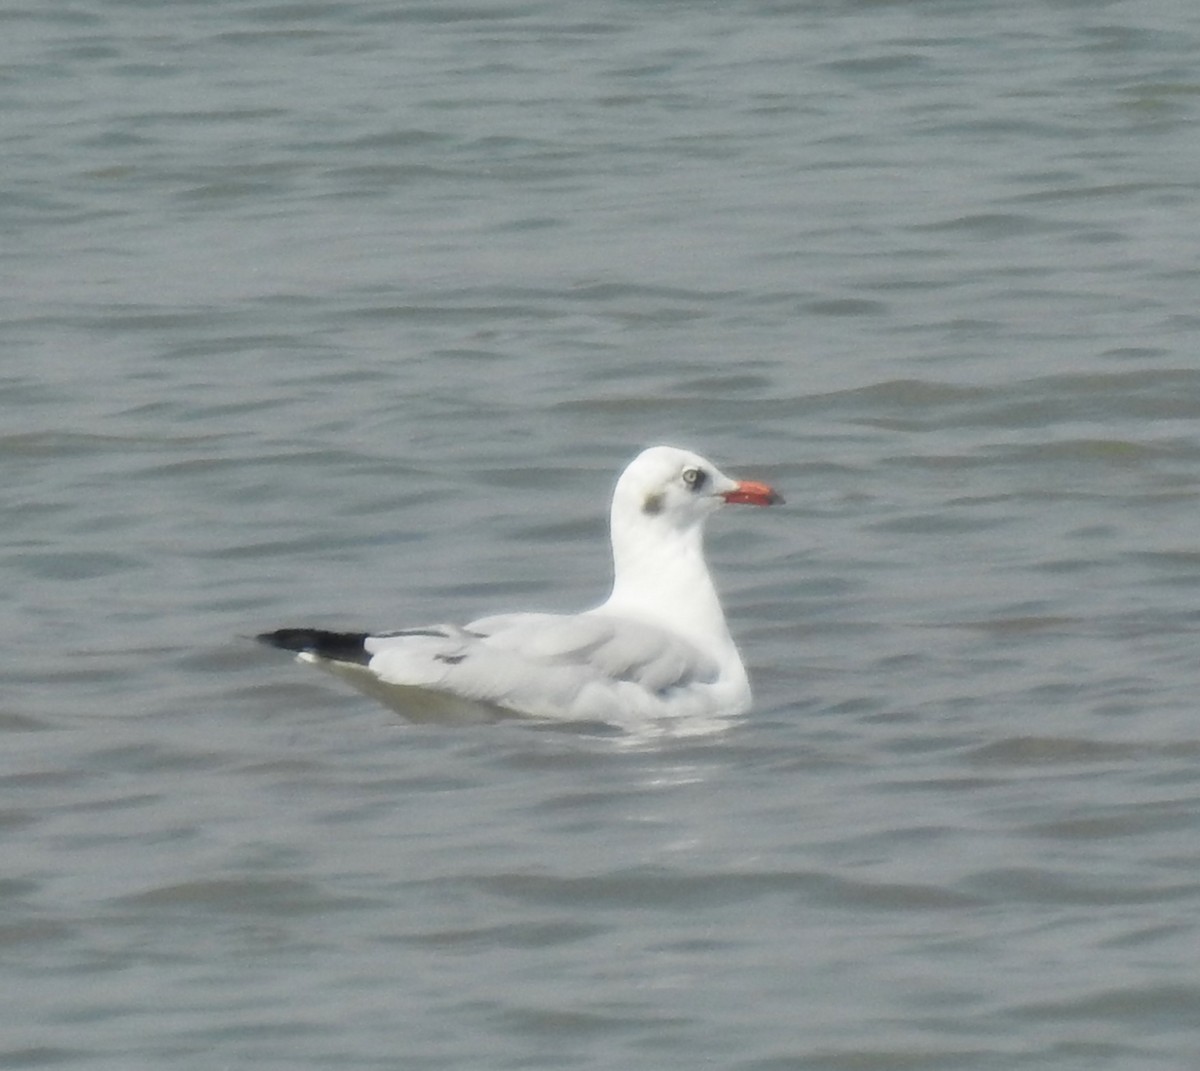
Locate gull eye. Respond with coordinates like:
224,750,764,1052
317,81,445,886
681,467,707,492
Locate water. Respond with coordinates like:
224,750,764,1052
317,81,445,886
3,1,1200,1067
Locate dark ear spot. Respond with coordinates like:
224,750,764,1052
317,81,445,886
642,492,664,515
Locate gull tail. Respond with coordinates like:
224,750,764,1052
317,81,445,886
257,628,371,666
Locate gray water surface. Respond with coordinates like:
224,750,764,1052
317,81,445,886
3,2,1200,1068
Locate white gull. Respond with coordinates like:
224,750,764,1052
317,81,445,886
257,445,782,726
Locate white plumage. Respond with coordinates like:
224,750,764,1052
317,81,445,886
258,445,782,728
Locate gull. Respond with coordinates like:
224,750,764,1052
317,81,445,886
257,445,782,727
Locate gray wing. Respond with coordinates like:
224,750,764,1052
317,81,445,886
362,612,719,720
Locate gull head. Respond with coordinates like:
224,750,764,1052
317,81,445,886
612,445,783,534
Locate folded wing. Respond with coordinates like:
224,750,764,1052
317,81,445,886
362,612,719,721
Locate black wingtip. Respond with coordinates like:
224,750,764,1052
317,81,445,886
257,628,372,666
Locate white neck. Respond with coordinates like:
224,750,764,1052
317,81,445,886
600,502,739,666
